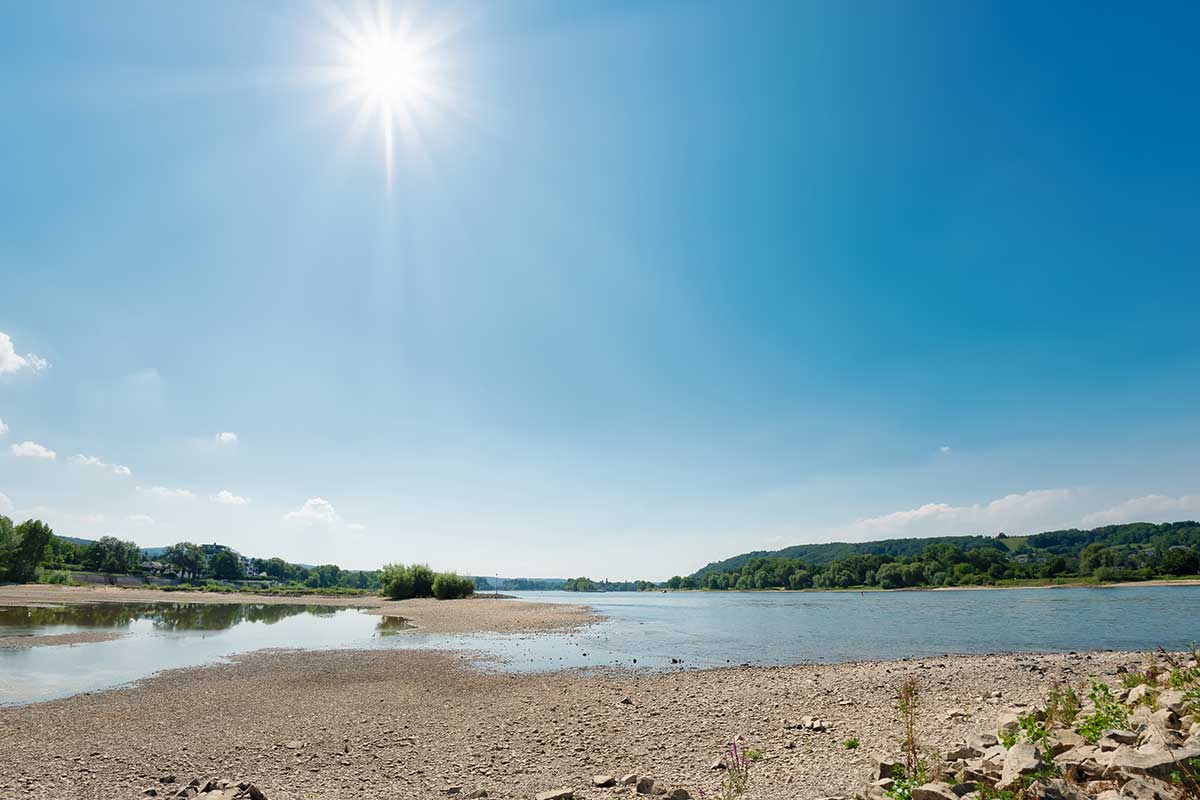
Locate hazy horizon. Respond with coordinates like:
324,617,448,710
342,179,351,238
3,1,1199,579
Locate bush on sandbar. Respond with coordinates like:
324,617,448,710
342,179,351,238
381,563,473,600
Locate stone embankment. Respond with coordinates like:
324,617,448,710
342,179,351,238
139,777,267,799
862,652,1200,800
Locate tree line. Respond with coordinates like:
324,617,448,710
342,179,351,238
675,521,1200,590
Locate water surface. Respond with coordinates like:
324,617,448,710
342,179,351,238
2,585,1197,706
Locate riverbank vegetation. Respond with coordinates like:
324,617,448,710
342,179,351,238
680,521,1200,591
380,563,475,600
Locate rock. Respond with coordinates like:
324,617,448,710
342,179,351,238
445,787,462,795
242,786,266,800
980,745,1009,767
593,776,616,788
1157,689,1186,714
998,742,1043,790
1049,730,1085,755
911,783,958,800
1127,685,1151,705
997,713,1021,735
666,790,691,800
1099,730,1138,750
872,755,903,780
967,733,999,752
1119,776,1176,800
466,791,489,799
159,776,178,785
284,740,304,750
1038,778,1088,800
619,696,633,705
619,774,639,786
141,791,158,797
946,744,979,761
1107,746,1200,780
535,791,574,800
636,778,656,795
947,709,971,721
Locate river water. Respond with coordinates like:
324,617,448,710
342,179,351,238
1,585,1197,705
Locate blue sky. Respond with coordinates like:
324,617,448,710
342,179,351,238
2,1,1198,578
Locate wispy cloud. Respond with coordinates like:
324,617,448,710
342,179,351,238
939,445,952,454
0,417,8,435
126,513,155,525
842,488,1075,540
0,332,49,375
68,453,132,477
1083,494,1200,526
214,432,239,446
138,485,195,499
283,497,340,525
10,440,56,459
211,489,250,505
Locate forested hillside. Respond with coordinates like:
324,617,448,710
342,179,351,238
678,521,1200,590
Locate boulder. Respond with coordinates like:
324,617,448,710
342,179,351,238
666,790,691,800
911,783,958,800
997,713,1021,735
636,778,656,795
1098,730,1138,750
535,791,574,800
1037,779,1088,800
594,777,616,788
466,791,489,799
946,744,980,761
997,743,1043,790
1105,746,1200,781
1048,730,1085,755
967,733,999,752
872,755,903,781
1119,776,1176,800
619,774,639,786
1157,689,1186,714
1127,685,1151,705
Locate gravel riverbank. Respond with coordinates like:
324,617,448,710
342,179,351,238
0,644,1147,800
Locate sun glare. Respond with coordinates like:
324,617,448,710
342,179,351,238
319,2,450,183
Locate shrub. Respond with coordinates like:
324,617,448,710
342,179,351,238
381,563,474,600
380,563,416,599
432,571,475,600
844,738,860,750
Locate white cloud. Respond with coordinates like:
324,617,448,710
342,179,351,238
1082,494,1200,527
843,488,1075,540
0,418,8,435
126,514,155,525
138,485,195,499
79,512,105,524
68,453,133,477
0,492,12,514
211,489,251,505
215,432,239,446
284,497,340,525
11,440,56,459
0,332,49,375
346,522,366,531
939,445,952,454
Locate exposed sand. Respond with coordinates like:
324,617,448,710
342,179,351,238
0,584,595,634
0,646,1148,800
0,630,129,649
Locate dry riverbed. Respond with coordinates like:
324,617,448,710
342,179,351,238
0,638,1146,800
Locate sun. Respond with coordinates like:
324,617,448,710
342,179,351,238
351,33,427,108
318,2,448,183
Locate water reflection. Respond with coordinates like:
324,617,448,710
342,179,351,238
376,615,415,634
0,602,339,634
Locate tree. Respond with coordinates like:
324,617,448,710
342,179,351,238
0,518,54,582
432,571,475,599
163,542,206,581
1161,548,1199,576
84,536,140,574
208,549,244,580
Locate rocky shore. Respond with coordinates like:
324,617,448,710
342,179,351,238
859,651,1200,800
0,630,128,649
0,647,1155,800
